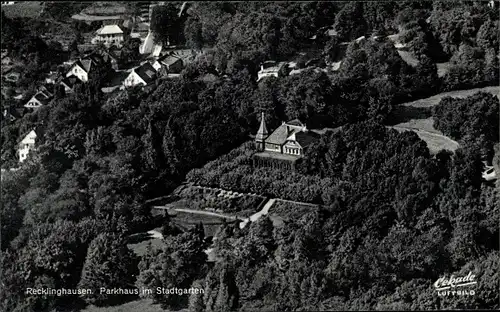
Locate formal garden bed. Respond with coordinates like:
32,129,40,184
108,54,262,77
174,184,267,214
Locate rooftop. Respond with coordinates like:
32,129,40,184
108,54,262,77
96,24,123,35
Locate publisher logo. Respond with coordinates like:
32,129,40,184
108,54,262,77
434,271,477,296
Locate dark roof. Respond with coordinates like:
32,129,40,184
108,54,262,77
61,76,80,89
74,53,106,73
265,124,289,145
265,119,312,146
2,105,21,119
293,131,319,149
158,53,183,66
32,92,50,105
287,119,304,127
134,62,157,84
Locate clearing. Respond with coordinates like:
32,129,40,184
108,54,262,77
390,86,499,154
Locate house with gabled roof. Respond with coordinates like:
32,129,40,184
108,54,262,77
91,24,125,47
253,113,320,169
18,129,37,163
151,53,184,75
256,115,319,156
60,76,81,94
65,53,106,82
257,61,288,82
122,62,157,88
24,90,52,109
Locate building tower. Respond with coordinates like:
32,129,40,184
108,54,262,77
255,112,268,151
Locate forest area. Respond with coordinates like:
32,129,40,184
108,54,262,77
1,1,499,311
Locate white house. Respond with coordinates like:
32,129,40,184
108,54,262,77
123,62,157,88
151,53,184,74
257,61,287,82
91,25,125,47
66,60,91,82
66,54,105,83
24,91,51,109
18,130,37,163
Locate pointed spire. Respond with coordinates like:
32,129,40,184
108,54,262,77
256,112,268,141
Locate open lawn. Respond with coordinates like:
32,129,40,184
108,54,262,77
170,210,230,237
400,86,500,108
268,200,319,227
390,124,459,154
127,229,165,257
2,2,43,18
82,299,182,312
390,86,499,154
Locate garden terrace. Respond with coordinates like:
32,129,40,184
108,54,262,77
172,184,267,215
268,200,319,226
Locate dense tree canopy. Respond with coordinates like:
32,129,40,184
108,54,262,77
1,2,498,311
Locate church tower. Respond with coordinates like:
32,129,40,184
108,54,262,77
255,112,268,151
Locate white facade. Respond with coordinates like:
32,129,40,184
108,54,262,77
66,64,88,82
123,71,147,88
18,130,37,163
24,97,44,109
257,62,287,81
91,25,124,47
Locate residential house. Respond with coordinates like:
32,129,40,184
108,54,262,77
60,76,80,94
122,62,157,88
151,53,184,75
66,54,105,82
91,24,125,47
99,48,122,70
257,61,288,81
18,129,37,163
45,71,60,84
255,113,319,157
24,90,52,109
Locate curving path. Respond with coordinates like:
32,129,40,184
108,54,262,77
239,198,276,229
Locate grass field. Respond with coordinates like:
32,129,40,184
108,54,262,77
170,210,230,237
127,228,165,257
391,86,499,154
2,2,43,18
82,299,183,312
400,86,500,108
268,200,319,227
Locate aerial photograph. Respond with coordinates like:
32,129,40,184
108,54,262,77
0,1,499,311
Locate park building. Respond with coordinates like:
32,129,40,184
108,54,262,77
253,112,320,170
